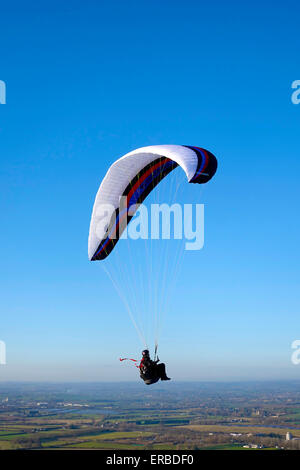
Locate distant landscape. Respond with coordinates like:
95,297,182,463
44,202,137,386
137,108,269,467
1,381,300,450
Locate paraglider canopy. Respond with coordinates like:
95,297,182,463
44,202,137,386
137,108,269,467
88,145,217,261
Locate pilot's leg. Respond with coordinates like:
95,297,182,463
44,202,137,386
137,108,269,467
157,363,170,380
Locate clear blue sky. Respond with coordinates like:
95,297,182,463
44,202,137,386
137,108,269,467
0,0,300,381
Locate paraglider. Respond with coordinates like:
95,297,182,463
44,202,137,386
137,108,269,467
139,349,170,385
119,350,170,385
88,145,218,384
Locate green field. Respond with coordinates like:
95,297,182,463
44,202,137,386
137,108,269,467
179,424,300,437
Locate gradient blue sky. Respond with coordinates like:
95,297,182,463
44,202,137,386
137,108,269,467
0,0,300,381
